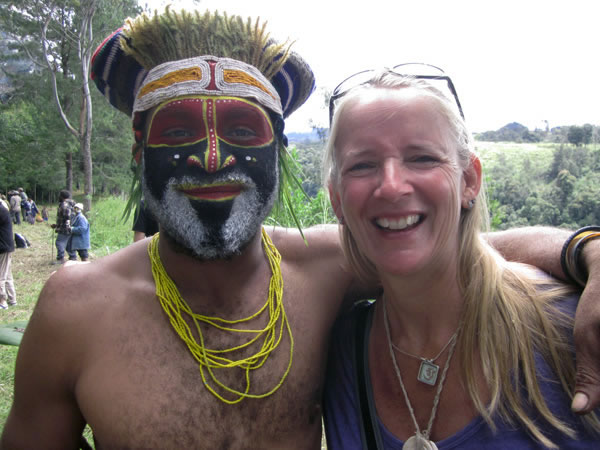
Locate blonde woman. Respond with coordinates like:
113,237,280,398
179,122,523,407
322,65,600,449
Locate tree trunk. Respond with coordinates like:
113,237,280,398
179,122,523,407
80,0,97,212
66,152,73,193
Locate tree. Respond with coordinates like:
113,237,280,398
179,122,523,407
0,0,140,210
582,123,593,145
567,125,585,146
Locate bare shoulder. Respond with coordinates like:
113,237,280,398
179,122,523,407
265,224,378,314
35,245,136,313
28,241,151,353
266,224,342,262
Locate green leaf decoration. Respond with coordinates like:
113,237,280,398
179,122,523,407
0,321,28,347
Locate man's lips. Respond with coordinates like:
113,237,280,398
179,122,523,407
179,183,244,201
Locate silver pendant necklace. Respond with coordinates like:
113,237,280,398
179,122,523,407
383,297,461,450
391,328,458,386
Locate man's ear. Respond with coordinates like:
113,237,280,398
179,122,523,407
328,182,343,222
461,154,482,208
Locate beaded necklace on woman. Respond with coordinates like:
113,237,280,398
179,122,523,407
148,228,293,405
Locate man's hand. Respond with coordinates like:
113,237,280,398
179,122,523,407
572,238,600,414
50,224,56,229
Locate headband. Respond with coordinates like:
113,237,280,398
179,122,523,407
134,56,282,116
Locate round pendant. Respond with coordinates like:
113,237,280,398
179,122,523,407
403,434,439,450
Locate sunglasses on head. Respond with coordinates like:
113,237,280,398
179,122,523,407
328,63,464,126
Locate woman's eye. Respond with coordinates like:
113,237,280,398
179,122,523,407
347,162,375,173
413,155,439,164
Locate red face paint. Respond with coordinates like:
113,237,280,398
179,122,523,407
147,96,274,148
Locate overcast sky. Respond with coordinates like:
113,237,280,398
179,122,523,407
140,0,600,133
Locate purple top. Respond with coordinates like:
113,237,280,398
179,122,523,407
323,298,599,449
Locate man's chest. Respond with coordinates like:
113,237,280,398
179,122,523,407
75,298,328,449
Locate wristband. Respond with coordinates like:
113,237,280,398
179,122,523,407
561,226,600,287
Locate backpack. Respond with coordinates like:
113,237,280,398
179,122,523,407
14,233,30,248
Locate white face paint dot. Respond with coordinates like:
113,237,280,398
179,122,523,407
174,154,180,159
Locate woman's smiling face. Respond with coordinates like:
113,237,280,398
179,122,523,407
329,88,475,278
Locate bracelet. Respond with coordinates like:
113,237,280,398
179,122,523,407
561,226,600,287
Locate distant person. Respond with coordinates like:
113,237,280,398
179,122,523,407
18,188,28,222
21,199,32,225
67,203,90,262
0,202,17,309
41,206,49,222
50,190,76,264
132,199,159,242
0,194,8,211
9,192,21,226
27,199,39,225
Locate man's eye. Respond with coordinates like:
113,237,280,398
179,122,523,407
226,127,257,139
163,128,194,138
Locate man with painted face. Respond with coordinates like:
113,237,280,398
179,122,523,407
142,90,281,260
3,8,600,449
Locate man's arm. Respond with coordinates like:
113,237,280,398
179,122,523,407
485,226,567,278
570,238,600,414
1,270,87,449
487,226,600,414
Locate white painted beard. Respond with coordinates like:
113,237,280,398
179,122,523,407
143,171,278,260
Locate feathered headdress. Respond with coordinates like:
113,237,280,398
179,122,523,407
91,7,315,224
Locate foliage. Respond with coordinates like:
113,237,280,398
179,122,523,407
476,122,543,143
476,141,600,230
566,125,593,146
0,95,67,201
290,142,326,197
267,146,336,228
85,195,134,255
476,121,599,147
0,0,140,204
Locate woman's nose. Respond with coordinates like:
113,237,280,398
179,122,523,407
375,160,413,200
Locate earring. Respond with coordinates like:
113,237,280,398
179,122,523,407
467,199,475,209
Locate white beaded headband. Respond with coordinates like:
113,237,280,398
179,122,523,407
133,56,283,116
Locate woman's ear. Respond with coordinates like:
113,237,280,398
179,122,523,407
461,154,482,209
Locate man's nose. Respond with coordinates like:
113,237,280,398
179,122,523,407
187,140,236,173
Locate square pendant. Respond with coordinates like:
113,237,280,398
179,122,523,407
417,360,439,385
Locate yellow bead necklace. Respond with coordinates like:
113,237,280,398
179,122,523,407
148,228,293,404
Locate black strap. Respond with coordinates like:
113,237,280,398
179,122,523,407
354,303,383,450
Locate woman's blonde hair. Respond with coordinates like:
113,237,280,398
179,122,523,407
323,70,600,447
